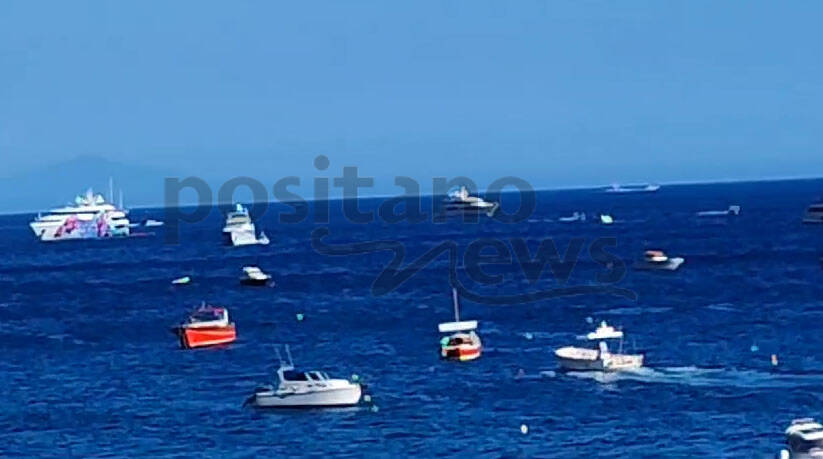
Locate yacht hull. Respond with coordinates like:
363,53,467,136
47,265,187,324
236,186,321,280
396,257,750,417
240,278,270,286
634,258,684,271
249,385,362,408
555,347,643,372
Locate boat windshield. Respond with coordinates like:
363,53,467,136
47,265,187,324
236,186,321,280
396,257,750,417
309,371,327,381
190,307,224,322
282,370,309,381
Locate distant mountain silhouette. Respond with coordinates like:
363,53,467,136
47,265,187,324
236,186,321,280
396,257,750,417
0,156,181,213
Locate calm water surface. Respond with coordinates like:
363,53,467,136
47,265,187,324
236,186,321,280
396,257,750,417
2,180,823,457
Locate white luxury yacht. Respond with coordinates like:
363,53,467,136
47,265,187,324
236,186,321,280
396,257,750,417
441,186,499,218
29,188,130,241
245,346,363,408
223,204,269,246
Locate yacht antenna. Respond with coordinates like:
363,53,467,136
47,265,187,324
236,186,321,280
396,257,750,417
452,287,460,322
109,177,114,203
119,189,124,209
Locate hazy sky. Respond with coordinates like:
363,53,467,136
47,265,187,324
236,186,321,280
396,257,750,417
1,1,821,194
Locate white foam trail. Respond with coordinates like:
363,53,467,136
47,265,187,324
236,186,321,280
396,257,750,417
566,366,823,389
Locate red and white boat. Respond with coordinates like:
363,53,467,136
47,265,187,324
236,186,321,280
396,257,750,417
174,304,237,349
438,288,482,362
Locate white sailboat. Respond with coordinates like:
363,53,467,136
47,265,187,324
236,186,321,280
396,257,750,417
438,288,482,361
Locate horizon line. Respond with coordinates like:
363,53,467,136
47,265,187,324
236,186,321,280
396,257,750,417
1,174,822,216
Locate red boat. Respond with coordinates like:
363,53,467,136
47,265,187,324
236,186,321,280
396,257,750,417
175,305,236,349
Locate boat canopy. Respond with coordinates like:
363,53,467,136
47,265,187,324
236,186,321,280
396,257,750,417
586,321,623,340
438,320,478,333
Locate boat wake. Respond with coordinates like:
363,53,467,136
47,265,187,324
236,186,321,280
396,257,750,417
565,366,823,389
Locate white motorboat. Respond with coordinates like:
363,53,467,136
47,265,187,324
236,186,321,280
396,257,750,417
696,205,741,217
245,346,363,408
782,418,823,458
558,212,586,223
441,186,499,218
240,266,272,286
438,288,482,361
600,214,614,225
29,186,130,241
634,250,684,271
555,321,644,372
604,183,660,194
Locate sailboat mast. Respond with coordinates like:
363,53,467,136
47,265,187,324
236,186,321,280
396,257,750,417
452,287,460,322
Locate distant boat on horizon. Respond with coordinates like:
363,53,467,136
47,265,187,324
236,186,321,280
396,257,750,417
440,186,499,218
604,183,660,194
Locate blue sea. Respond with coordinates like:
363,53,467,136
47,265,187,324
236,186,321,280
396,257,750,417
2,180,823,458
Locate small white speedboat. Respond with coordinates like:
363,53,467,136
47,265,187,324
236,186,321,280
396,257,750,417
245,346,363,408
240,266,272,286
555,321,643,372
559,212,586,223
144,219,165,227
634,250,684,271
782,418,823,458
171,276,192,285
696,205,740,217
600,214,614,225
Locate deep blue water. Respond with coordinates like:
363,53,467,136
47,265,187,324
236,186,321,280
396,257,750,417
2,180,823,458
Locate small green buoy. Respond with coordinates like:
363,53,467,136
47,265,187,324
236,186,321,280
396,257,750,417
296,313,304,321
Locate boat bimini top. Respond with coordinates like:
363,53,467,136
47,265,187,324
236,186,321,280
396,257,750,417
585,321,624,340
